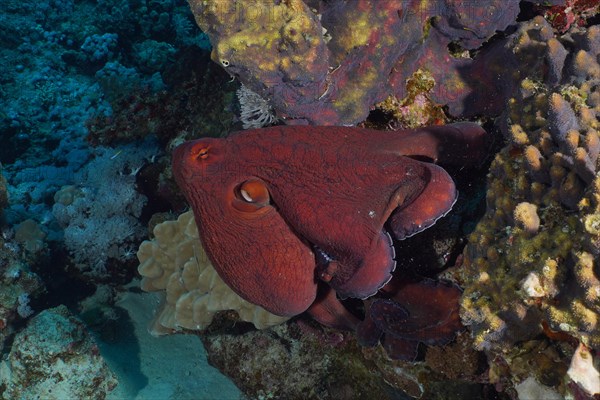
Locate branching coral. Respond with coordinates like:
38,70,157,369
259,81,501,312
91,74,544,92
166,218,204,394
52,143,155,276
458,16,600,396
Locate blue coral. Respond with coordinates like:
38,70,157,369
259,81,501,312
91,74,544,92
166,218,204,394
80,33,119,62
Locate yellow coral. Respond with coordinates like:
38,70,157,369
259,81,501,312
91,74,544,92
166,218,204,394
524,146,543,173
459,17,600,359
513,202,540,234
190,0,326,84
584,214,600,235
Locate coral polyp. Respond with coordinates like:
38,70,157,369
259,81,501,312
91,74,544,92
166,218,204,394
458,16,600,397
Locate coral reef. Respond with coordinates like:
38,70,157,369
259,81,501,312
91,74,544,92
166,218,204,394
137,211,288,333
0,305,117,399
542,0,600,33
0,0,214,228
52,142,158,276
189,0,521,125
0,168,8,215
0,256,44,352
0,0,248,398
201,319,494,400
458,16,600,397
3,0,600,397
86,46,237,147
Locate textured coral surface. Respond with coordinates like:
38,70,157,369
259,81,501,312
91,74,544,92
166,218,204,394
3,0,600,398
458,16,600,397
138,211,288,333
201,320,493,400
0,305,117,400
189,0,521,125
0,0,242,398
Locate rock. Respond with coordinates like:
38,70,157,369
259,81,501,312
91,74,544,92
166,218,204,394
0,305,117,400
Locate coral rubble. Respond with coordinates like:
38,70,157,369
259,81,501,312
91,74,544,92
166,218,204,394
459,16,600,397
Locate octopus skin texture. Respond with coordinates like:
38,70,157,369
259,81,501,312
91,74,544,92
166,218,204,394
172,122,488,359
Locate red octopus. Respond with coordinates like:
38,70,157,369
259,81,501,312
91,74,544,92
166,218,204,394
172,123,488,359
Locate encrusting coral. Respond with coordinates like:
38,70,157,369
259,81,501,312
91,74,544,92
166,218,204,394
137,211,288,334
458,16,600,396
189,0,521,125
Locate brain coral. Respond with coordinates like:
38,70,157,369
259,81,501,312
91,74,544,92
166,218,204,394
137,211,288,334
460,17,600,353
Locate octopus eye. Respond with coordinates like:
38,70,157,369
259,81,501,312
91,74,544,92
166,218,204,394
196,147,209,160
239,188,254,202
232,178,271,212
237,179,270,204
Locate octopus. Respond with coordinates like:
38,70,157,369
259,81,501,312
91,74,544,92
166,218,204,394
172,122,488,359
